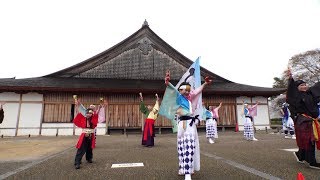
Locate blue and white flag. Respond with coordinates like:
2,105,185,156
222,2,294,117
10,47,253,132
159,57,203,132
175,57,203,120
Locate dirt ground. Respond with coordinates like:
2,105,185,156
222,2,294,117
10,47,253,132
0,136,76,161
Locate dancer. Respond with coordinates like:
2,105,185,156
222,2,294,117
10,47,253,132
139,93,160,147
203,102,222,143
73,97,98,169
160,69,212,180
280,102,296,139
74,96,107,147
286,69,320,169
211,102,222,139
243,101,259,141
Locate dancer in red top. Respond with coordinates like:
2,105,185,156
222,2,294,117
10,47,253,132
73,98,98,169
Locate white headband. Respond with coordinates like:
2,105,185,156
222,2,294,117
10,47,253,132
179,85,187,90
179,85,191,91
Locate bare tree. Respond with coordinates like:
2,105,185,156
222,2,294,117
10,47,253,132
289,49,320,86
270,49,320,118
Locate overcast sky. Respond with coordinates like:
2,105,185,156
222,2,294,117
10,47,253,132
1,0,320,87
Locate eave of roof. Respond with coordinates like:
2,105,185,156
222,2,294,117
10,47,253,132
0,77,285,97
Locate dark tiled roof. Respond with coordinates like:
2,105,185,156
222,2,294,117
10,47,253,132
0,77,285,96
44,24,230,83
0,23,286,97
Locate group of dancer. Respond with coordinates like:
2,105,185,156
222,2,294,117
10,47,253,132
70,67,320,178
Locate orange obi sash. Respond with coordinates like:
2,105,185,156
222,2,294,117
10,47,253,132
302,114,320,150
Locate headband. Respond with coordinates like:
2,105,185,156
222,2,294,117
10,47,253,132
179,85,191,91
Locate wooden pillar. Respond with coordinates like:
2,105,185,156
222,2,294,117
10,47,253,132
39,99,45,135
15,94,22,136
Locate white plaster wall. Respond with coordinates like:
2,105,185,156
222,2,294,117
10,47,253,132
41,129,58,136
17,103,42,135
17,93,43,136
0,92,20,136
0,92,20,101
96,123,107,135
18,103,42,128
236,96,270,131
0,130,15,136
42,123,74,128
58,129,74,136
18,129,40,136
0,103,19,127
22,93,43,101
41,123,74,136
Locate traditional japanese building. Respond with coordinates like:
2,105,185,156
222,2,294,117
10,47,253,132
0,21,285,136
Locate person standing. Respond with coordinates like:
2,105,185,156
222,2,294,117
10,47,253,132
203,104,214,144
211,102,222,139
286,69,320,169
280,102,296,139
73,98,98,169
203,102,222,144
243,101,259,141
74,96,107,147
139,93,160,147
161,70,212,180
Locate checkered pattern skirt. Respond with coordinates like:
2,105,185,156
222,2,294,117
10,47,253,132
177,132,195,175
243,117,254,140
206,119,215,138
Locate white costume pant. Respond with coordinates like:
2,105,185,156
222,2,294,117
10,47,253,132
177,119,200,175
206,118,215,138
243,117,254,140
283,117,294,131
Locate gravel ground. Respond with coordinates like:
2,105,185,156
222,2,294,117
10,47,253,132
0,131,319,180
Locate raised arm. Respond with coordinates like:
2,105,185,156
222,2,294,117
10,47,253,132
190,76,212,98
251,102,259,109
164,70,179,94
286,68,300,107
97,98,103,112
74,97,87,116
165,70,170,86
139,92,143,102
139,93,148,115
216,102,222,111
152,94,160,113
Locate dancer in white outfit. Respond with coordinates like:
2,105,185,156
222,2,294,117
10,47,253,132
243,102,259,141
160,69,212,180
203,102,222,143
280,102,296,139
